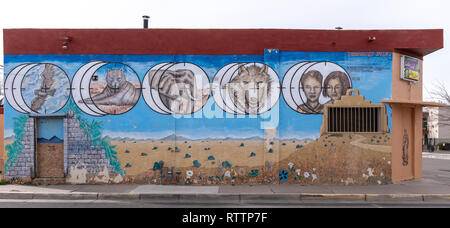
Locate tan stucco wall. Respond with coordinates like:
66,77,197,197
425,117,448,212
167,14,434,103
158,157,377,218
391,52,423,183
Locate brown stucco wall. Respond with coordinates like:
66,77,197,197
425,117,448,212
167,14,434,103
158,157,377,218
391,52,423,183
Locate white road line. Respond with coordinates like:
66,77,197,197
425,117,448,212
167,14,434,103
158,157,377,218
422,152,450,160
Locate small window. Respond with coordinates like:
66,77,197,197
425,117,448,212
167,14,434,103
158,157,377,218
328,107,381,133
320,89,389,135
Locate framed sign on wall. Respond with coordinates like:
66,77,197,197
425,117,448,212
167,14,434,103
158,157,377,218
400,55,421,82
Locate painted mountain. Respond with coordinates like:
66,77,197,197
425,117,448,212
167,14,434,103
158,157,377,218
37,136,64,143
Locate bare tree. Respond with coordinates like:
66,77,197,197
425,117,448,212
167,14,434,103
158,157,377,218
427,80,450,104
425,81,450,129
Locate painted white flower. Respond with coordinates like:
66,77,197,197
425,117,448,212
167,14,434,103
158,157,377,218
388,161,391,165
362,174,369,180
186,170,193,179
288,162,294,170
224,171,231,178
304,172,310,178
312,168,316,172
377,180,382,185
345,178,354,185
296,169,301,176
367,167,375,177
312,174,318,182
380,172,384,177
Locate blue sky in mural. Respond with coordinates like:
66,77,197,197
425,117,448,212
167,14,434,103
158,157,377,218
3,52,392,140
36,118,64,141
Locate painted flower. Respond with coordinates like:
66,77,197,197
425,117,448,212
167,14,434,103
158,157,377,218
279,169,289,182
239,168,246,176
296,169,301,176
304,172,310,178
367,167,375,177
267,161,272,171
288,162,294,170
312,174,318,182
312,168,316,172
224,171,231,178
186,170,193,179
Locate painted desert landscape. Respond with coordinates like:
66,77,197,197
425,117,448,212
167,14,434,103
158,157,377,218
109,132,391,185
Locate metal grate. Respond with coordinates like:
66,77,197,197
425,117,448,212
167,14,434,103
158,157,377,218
328,107,380,133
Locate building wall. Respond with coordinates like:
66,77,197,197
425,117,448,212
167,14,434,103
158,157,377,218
427,106,450,144
428,107,439,139
5,118,34,179
390,52,423,183
437,107,450,139
3,51,393,185
0,111,4,179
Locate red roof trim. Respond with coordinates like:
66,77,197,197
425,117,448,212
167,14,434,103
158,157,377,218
3,29,443,56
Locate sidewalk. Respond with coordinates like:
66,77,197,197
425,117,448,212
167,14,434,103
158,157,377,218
1,154,450,203
0,181,450,203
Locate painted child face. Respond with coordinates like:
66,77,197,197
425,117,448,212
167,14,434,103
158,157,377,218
326,78,343,101
302,77,322,102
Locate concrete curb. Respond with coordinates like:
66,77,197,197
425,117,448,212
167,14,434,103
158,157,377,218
365,194,424,201
33,192,98,200
423,194,450,201
301,193,366,201
179,193,240,204
240,193,300,204
0,192,34,199
98,193,140,200
1,192,450,203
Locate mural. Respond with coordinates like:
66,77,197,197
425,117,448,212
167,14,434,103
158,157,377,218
74,61,141,115
3,51,393,185
282,61,351,114
142,62,210,115
5,63,70,114
212,62,280,115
